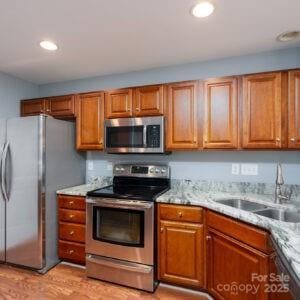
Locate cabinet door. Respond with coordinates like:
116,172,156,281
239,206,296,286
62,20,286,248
288,70,300,148
47,95,76,118
166,81,198,149
20,99,46,116
159,220,204,288
76,92,104,150
105,89,133,118
242,72,283,148
207,228,269,300
133,85,164,116
204,77,238,148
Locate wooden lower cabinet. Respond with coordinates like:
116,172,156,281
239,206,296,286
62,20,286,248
207,228,269,300
158,204,205,289
57,195,86,265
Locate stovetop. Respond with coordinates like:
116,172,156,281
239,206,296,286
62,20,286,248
87,176,170,201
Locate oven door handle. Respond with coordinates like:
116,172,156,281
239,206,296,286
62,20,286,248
86,198,153,210
86,255,152,274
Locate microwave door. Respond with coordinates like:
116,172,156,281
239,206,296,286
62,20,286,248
106,125,144,152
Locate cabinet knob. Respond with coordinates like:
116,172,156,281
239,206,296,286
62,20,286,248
69,214,74,219
69,201,74,205
69,250,74,254
290,138,296,142
160,228,164,233
135,107,140,111
178,212,183,218
46,109,50,112
206,235,211,241
276,138,280,142
69,231,74,235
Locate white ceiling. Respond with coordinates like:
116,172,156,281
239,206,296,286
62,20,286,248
0,0,300,84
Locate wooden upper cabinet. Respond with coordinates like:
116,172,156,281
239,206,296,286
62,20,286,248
203,77,238,149
166,81,199,149
105,89,133,118
21,99,46,116
242,72,284,149
76,92,104,150
288,70,300,148
47,95,76,118
133,85,164,116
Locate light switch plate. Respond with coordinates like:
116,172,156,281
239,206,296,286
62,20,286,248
87,161,94,171
231,164,240,175
241,164,258,176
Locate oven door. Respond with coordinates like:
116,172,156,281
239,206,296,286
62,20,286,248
86,198,154,265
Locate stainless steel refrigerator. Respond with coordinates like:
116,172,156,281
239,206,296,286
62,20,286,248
0,115,85,273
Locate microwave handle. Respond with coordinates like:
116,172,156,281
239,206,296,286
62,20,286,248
143,125,147,147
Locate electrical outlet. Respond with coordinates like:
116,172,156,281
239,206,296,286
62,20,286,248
241,164,258,176
87,161,94,171
231,164,240,175
107,162,113,171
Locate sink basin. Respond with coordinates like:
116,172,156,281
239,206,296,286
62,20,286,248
217,199,268,211
255,209,300,223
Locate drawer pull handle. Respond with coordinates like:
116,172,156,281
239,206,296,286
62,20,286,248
69,231,74,235
178,212,183,218
69,250,74,254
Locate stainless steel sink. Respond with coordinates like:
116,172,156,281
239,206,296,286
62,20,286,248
217,199,268,211
255,209,300,223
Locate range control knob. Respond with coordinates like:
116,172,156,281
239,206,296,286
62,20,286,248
149,167,155,173
155,168,160,174
115,167,120,171
161,168,167,174
120,167,125,172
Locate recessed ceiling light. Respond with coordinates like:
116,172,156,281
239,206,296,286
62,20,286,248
191,1,215,18
39,40,58,51
276,31,300,42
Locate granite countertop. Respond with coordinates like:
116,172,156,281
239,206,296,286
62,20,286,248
56,177,300,285
156,179,300,285
56,177,112,196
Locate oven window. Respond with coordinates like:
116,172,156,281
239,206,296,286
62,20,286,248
93,207,144,247
106,126,144,148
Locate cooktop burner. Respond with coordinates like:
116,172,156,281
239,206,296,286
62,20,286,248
87,164,170,201
87,184,169,201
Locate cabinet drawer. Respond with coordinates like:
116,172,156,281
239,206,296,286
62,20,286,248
59,223,85,243
207,211,272,254
159,204,203,223
59,209,86,224
58,195,85,210
58,240,85,265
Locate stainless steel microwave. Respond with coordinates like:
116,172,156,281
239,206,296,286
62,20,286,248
104,116,164,153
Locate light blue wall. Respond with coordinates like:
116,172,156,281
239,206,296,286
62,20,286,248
87,152,300,185
37,47,300,185
0,71,38,118
39,47,300,96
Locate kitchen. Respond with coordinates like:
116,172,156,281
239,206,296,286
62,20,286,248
0,0,300,299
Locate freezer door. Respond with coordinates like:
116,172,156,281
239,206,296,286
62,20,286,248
5,116,45,269
0,119,6,262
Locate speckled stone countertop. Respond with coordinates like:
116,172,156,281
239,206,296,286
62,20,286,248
56,177,112,196
56,177,300,284
156,179,300,284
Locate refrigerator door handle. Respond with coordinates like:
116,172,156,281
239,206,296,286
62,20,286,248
1,142,9,202
0,143,5,201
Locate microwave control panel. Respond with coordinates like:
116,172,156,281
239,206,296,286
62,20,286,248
147,125,161,148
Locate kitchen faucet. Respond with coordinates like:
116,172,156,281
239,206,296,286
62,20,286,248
275,163,292,204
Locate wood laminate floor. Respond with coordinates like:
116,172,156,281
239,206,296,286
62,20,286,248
0,263,210,300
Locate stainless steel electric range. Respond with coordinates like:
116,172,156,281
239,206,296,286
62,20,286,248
86,163,170,292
